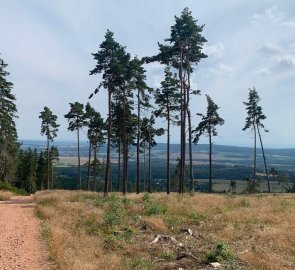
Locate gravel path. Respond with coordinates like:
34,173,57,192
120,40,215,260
0,196,49,270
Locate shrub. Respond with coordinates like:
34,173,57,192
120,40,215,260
207,241,235,263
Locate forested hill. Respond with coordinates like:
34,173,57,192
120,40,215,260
20,140,295,157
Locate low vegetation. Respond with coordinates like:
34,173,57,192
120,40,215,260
0,191,13,201
0,182,28,196
35,190,295,270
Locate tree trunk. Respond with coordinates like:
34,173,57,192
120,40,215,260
257,126,270,193
253,124,257,192
148,133,151,193
123,140,127,195
117,141,121,192
77,128,81,190
93,146,97,192
104,90,112,196
179,48,185,194
209,130,212,193
136,89,140,194
87,141,91,191
143,141,146,192
188,108,193,192
167,109,170,195
47,138,49,190
122,92,127,195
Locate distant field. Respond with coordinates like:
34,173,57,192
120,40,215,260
36,191,295,270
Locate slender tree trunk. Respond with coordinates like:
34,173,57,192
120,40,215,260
104,90,112,196
257,126,270,193
209,130,212,193
179,48,184,194
186,65,193,192
122,93,127,195
136,89,140,194
94,146,97,192
117,141,121,192
77,128,81,190
47,138,49,190
87,141,91,190
51,162,54,189
123,140,127,195
143,141,146,192
167,109,170,195
148,133,151,193
188,109,193,192
253,124,257,192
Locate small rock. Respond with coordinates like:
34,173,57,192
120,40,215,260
209,262,222,268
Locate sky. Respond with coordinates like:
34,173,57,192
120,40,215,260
1,0,295,148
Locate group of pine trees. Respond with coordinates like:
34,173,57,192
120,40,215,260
0,8,277,194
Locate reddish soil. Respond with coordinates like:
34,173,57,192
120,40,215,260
0,196,49,270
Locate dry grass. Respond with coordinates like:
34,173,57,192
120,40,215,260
35,190,295,270
0,191,13,201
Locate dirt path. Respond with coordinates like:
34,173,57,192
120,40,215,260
0,196,49,270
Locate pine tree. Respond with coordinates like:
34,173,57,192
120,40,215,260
141,115,164,192
130,57,152,194
39,106,59,189
0,56,18,182
193,95,224,193
154,66,180,194
85,103,105,191
64,102,86,190
90,30,131,195
147,8,207,193
243,87,269,192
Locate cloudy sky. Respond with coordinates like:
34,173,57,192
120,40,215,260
1,0,295,148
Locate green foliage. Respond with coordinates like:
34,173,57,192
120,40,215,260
144,198,168,216
103,200,126,227
0,182,27,195
0,56,19,182
125,257,154,270
207,241,235,263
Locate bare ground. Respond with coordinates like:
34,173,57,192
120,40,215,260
0,196,49,270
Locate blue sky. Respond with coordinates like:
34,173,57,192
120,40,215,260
1,0,295,148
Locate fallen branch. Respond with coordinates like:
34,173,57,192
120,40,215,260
149,234,184,247
177,252,198,261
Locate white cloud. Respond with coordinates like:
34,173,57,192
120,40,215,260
203,42,224,59
252,6,295,28
252,6,284,24
254,68,271,77
210,63,233,78
277,54,295,67
259,43,281,56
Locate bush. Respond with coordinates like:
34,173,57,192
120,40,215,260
103,200,126,227
0,182,28,195
144,200,167,216
207,241,235,263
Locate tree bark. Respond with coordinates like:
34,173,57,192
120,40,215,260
167,108,170,195
143,141,146,192
104,89,112,196
136,89,140,194
93,146,97,192
257,126,270,193
188,108,193,192
47,138,49,190
77,128,81,190
179,48,184,194
209,130,212,193
117,141,121,192
87,141,91,190
253,124,257,192
148,131,151,193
